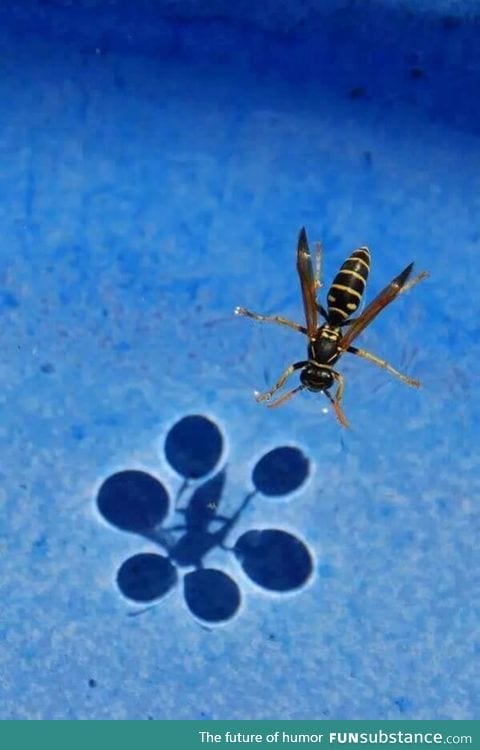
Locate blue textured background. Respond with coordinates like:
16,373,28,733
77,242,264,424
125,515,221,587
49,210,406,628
1,0,479,720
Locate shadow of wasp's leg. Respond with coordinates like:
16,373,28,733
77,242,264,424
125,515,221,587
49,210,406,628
235,307,307,335
255,361,308,404
324,371,350,429
348,346,420,387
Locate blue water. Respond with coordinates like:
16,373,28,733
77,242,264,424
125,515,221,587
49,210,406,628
0,0,479,720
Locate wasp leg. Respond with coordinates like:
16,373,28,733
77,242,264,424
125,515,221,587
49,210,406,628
340,316,359,326
347,346,420,387
235,307,307,335
255,361,308,404
266,384,306,408
316,303,329,320
324,372,350,428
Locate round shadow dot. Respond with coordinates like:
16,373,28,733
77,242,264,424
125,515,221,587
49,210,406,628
252,446,309,496
183,569,241,622
97,470,169,532
234,529,313,591
164,415,223,479
117,553,177,602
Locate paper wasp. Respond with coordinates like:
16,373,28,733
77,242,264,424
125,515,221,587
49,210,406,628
235,227,428,428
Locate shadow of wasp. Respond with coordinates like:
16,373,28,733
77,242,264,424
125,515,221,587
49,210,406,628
236,227,428,428
149,468,249,569
97,417,313,624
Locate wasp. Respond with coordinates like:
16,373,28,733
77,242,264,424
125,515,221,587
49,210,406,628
235,227,428,428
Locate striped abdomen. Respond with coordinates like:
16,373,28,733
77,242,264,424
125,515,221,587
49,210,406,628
327,247,371,326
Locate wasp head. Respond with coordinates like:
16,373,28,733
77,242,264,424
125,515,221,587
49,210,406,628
300,365,334,392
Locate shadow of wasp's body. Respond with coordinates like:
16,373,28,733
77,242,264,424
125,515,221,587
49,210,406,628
145,469,254,569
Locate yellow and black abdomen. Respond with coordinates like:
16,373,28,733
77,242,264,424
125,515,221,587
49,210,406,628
327,247,371,326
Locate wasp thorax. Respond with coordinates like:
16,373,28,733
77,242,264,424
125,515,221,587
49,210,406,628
300,366,334,392
311,327,341,364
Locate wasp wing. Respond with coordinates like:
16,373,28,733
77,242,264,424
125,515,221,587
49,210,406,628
296,227,318,339
338,262,414,350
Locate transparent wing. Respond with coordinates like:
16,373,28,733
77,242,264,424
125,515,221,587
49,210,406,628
339,262,414,350
296,227,318,339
